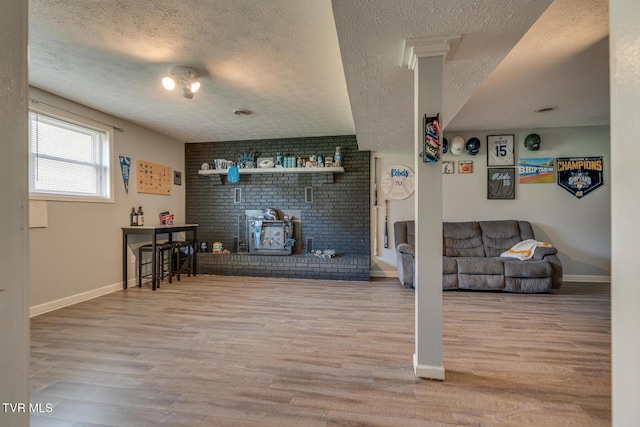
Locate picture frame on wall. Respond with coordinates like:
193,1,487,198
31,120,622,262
487,167,516,199
487,134,515,166
442,161,454,174
458,160,473,174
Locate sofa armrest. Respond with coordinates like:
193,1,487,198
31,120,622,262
532,246,558,260
397,243,415,256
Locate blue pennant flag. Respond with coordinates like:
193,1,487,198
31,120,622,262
119,154,131,193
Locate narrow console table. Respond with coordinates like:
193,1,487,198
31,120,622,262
122,224,198,291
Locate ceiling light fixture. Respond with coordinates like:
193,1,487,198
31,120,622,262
534,106,557,113
162,66,201,99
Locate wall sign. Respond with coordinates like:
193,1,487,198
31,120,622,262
137,160,172,195
487,134,515,166
518,158,554,184
487,167,515,199
381,165,415,200
556,157,603,199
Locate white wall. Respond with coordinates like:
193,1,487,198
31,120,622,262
371,125,611,279
370,151,417,275
28,88,186,311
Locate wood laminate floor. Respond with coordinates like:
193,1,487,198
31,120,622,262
30,277,611,426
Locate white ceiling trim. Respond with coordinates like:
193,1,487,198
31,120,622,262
402,35,462,70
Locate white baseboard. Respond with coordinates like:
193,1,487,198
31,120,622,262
30,280,128,318
413,353,445,380
372,270,611,283
563,274,611,283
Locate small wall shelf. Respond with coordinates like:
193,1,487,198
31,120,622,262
198,166,345,176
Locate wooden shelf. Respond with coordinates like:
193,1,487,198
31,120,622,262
198,166,345,176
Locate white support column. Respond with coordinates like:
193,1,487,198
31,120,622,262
610,0,640,424
405,37,457,380
0,0,29,425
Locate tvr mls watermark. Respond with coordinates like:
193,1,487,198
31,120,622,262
2,402,53,413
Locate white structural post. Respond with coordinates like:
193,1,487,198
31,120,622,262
0,0,30,426
610,0,640,424
403,37,458,380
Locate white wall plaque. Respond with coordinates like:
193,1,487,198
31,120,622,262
380,165,415,200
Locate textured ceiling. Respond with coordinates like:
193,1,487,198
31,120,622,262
447,0,609,132
28,0,609,151
29,0,355,143
332,0,553,151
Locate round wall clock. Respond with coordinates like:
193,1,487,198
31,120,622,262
380,165,415,200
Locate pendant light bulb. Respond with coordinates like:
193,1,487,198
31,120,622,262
162,66,200,99
162,76,176,90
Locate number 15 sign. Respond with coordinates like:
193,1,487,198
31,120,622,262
487,134,515,166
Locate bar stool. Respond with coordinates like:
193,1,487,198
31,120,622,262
138,242,174,288
170,241,194,280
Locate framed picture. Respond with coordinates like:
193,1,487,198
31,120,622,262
518,158,554,184
487,134,515,166
458,160,473,174
487,168,515,199
442,161,454,174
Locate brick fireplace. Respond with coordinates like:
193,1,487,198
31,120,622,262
185,135,370,281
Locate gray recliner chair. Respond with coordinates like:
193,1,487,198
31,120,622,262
394,220,415,288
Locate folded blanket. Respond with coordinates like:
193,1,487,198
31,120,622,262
500,239,553,261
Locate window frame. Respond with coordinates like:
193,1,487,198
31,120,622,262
28,105,115,203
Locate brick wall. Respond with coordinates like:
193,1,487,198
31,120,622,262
185,135,370,258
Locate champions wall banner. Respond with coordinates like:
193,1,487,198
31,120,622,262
556,157,603,199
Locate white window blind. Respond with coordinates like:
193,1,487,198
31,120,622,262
29,109,113,202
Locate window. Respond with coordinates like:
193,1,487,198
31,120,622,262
29,107,114,202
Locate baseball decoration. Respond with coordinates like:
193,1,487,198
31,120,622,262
487,134,515,166
423,114,441,163
556,157,604,199
381,165,415,200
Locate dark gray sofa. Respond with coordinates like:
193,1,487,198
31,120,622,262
394,220,563,293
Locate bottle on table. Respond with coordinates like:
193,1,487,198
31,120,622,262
130,207,138,226
137,206,144,226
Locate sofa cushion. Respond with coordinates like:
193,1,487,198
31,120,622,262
443,221,485,257
504,277,553,293
456,257,505,290
503,258,552,278
457,257,504,275
502,259,552,293
442,256,457,274
443,273,458,290
479,220,527,257
459,273,505,290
